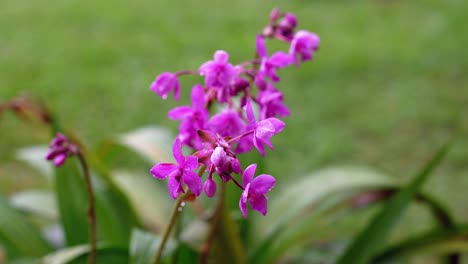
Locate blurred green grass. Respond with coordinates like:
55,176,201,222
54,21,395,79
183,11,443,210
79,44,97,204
0,0,467,222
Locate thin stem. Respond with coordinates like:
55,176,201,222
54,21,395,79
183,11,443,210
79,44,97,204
153,166,206,264
230,176,244,190
77,153,97,264
199,182,227,264
153,191,190,264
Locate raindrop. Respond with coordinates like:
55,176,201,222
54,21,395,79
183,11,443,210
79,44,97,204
181,202,186,207
178,207,183,212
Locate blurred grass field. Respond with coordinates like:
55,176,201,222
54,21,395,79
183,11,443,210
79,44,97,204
1,0,467,230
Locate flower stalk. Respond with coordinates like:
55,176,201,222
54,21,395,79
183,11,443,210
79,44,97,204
77,152,97,264
153,166,206,264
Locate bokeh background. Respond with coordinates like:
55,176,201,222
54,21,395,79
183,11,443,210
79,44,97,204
1,0,467,261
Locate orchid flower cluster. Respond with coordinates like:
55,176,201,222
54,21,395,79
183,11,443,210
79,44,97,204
45,132,78,167
149,8,319,218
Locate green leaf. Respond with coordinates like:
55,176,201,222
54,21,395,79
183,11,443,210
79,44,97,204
54,155,140,247
10,190,57,220
0,195,51,259
129,229,176,264
336,141,452,264
373,224,468,262
106,126,174,164
250,166,396,263
112,170,172,231
54,157,89,246
15,145,53,180
92,172,140,246
42,244,128,264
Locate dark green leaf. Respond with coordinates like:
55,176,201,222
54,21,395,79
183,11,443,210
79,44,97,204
0,195,51,259
336,141,452,264
373,224,468,263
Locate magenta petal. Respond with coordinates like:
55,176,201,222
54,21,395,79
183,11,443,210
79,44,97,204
204,177,217,198
245,100,257,125
54,154,67,167
190,84,206,110
250,174,276,194
231,158,242,174
183,155,199,170
183,171,202,196
172,139,184,165
239,196,248,218
168,106,192,120
253,137,266,156
168,175,181,200
150,163,178,179
249,193,268,216
269,52,293,68
255,120,275,142
214,50,229,63
242,164,257,186
256,35,267,58
211,147,228,169
266,118,285,133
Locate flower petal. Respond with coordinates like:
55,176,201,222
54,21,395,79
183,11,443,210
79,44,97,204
168,175,181,200
183,155,199,170
54,154,67,167
245,100,256,125
150,163,178,179
265,118,285,133
256,35,267,58
249,193,268,216
253,136,266,156
183,170,202,196
191,84,206,110
242,164,257,186
250,174,276,194
168,106,192,120
214,50,229,63
172,139,184,165
210,146,228,169
239,194,248,218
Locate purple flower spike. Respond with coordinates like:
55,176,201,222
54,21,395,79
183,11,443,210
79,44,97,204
289,30,320,63
239,164,276,218
150,139,202,199
150,72,181,100
45,133,78,167
246,101,285,156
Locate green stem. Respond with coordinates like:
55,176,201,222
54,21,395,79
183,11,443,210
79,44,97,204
77,153,97,264
199,182,227,263
153,166,206,264
153,192,190,264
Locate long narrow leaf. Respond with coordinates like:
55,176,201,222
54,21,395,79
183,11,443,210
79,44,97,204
250,167,397,263
372,224,468,262
54,157,89,246
0,195,51,259
42,244,128,264
336,141,452,264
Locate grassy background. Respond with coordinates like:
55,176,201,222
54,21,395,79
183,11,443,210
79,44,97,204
1,0,467,257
